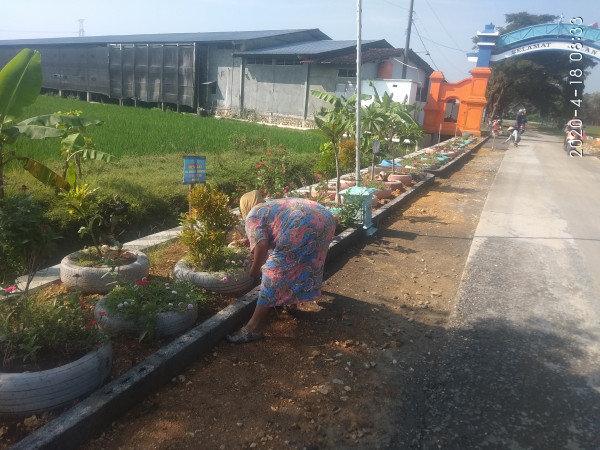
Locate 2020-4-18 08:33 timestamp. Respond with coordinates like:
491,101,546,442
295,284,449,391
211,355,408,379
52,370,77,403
567,16,584,157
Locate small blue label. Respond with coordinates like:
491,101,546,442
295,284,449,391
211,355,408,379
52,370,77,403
183,156,206,184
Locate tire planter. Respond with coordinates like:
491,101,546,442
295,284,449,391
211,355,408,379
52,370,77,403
373,189,392,199
94,297,198,338
384,181,404,190
173,260,254,295
398,174,413,187
0,343,112,418
387,173,408,182
60,249,150,294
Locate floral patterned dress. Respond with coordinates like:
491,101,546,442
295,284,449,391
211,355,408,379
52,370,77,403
245,198,337,307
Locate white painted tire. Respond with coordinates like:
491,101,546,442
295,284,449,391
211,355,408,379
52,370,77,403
173,260,254,295
60,249,150,294
0,343,112,418
94,297,198,338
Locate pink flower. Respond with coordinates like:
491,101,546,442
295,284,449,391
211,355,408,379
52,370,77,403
316,174,323,179
221,276,228,283
136,279,150,286
266,152,272,155
4,286,17,294
278,144,283,147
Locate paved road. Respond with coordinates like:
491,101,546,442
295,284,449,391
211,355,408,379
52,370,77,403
394,131,600,449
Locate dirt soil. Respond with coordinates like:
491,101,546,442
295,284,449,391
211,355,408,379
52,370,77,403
0,144,505,449
74,145,503,450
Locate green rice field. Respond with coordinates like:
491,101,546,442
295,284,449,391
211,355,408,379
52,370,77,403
4,94,326,242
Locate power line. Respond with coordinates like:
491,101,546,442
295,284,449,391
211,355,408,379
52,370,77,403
411,20,440,71
417,34,466,53
411,12,471,77
374,0,409,11
423,0,463,50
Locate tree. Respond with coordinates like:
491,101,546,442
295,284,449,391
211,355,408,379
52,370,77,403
0,49,109,199
311,90,357,202
361,84,422,176
581,92,600,126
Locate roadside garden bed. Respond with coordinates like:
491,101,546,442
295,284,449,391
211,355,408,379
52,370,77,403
0,136,488,448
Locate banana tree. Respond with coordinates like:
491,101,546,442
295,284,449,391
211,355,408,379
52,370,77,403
365,83,422,174
0,49,108,198
311,90,358,202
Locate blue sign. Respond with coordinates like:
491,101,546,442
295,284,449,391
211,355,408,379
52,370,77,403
183,156,206,184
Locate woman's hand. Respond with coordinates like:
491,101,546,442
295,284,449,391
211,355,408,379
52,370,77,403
249,239,269,278
228,238,249,248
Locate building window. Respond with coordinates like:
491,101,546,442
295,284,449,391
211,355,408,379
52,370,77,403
335,82,356,98
338,68,357,78
275,58,301,65
247,57,272,65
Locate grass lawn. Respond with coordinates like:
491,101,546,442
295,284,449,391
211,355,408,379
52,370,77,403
3,94,326,244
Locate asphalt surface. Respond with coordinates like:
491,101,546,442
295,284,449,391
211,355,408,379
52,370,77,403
392,130,600,449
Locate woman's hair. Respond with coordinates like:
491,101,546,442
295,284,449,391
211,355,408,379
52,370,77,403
239,190,265,219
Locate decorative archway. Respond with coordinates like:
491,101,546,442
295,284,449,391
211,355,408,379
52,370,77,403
423,22,600,136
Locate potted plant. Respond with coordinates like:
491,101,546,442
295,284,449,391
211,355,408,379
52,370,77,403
0,290,111,417
174,184,253,294
59,184,149,294
363,177,392,200
94,277,204,341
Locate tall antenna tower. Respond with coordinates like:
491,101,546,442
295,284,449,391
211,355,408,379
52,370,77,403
78,19,85,37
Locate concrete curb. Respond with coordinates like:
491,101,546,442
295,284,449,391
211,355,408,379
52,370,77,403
11,147,475,449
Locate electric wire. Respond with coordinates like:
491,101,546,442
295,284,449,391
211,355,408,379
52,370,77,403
410,19,440,71
423,0,463,50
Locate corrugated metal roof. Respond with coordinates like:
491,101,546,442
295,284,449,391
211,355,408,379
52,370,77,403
234,39,392,57
315,47,434,74
0,29,330,46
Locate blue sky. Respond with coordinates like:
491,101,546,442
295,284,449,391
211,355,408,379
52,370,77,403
2,0,599,92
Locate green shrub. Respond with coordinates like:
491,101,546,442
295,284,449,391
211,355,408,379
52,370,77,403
179,184,239,270
102,278,206,341
0,291,107,370
0,195,60,287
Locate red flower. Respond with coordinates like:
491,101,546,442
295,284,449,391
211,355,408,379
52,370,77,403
136,279,150,286
316,174,323,179
80,302,88,308
266,152,272,155
98,311,106,317
85,319,98,329
278,144,283,147
255,164,261,168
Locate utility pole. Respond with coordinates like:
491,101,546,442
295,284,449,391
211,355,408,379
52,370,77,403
355,0,362,185
401,0,414,79
78,19,85,37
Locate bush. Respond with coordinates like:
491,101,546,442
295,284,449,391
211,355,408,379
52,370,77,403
0,291,107,370
179,184,239,269
314,139,367,180
0,195,60,287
